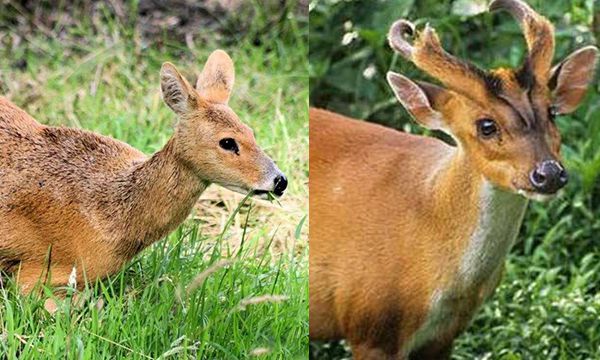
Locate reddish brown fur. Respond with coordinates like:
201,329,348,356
310,1,598,358
310,109,488,358
0,50,285,293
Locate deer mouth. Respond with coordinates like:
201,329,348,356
516,188,559,202
253,189,284,199
511,179,561,202
221,184,256,197
219,184,277,200
252,189,271,200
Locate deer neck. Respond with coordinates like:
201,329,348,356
114,138,208,256
430,147,528,289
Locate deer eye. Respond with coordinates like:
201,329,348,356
219,138,239,154
548,105,558,122
476,118,498,139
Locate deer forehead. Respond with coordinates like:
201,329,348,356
452,68,552,132
194,105,254,138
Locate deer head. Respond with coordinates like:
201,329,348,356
160,50,287,198
387,0,598,200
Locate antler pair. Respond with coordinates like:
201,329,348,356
389,0,555,100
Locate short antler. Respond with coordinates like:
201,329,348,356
490,0,555,84
388,20,416,59
388,20,491,102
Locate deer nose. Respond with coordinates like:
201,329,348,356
273,175,288,197
529,160,568,194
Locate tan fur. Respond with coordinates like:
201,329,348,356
0,50,285,293
310,1,597,358
196,50,235,104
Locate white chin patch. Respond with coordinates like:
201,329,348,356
222,184,252,196
254,192,270,200
221,184,271,200
516,189,558,202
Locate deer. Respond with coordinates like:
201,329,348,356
309,0,598,358
0,49,287,294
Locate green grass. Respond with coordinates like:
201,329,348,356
0,1,308,359
310,0,600,359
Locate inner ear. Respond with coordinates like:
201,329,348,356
196,50,235,104
415,81,453,108
549,46,599,114
160,62,197,116
387,72,452,131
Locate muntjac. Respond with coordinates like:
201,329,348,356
309,0,598,358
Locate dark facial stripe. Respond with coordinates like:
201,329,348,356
497,94,535,129
515,61,534,90
484,73,503,96
485,67,538,129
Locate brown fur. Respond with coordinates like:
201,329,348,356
411,25,492,103
0,50,285,293
309,109,485,358
310,1,598,358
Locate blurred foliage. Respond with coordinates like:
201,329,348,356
310,0,596,125
0,0,307,50
310,0,600,358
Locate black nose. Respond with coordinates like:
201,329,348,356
529,160,568,194
273,175,288,196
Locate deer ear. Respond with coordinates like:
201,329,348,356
549,46,599,114
160,62,197,116
196,50,235,104
387,72,451,131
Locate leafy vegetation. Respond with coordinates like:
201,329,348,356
310,0,600,358
0,1,308,359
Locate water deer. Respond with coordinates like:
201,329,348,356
0,50,287,293
310,0,598,358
